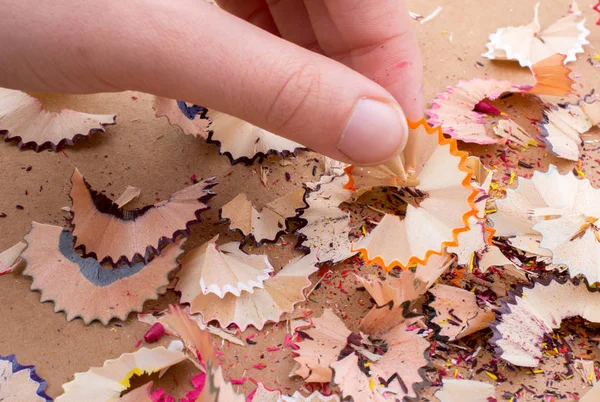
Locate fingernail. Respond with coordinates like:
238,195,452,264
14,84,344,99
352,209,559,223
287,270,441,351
337,98,408,165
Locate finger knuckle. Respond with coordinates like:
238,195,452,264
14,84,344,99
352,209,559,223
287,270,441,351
265,63,322,132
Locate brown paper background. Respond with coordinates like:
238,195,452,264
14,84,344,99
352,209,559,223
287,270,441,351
1,0,599,400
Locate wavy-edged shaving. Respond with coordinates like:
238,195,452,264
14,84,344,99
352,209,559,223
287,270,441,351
159,304,217,370
482,1,590,67
0,354,51,402
22,222,184,325
0,88,116,151
358,253,454,334
346,118,478,271
426,54,574,144
489,165,600,283
538,94,600,161
0,241,26,274
490,276,600,367
252,383,283,402
206,109,305,165
434,379,495,402
447,160,514,272
177,235,273,299
253,383,341,402
294,309,352,383
429,284,494,341
331,317,430,401
448,220,513,273
175,252,318,331
221,190,305,244
296,175,356,265
57,347,186,402
293,308,429,401
153,97,209,138
70,168,216,265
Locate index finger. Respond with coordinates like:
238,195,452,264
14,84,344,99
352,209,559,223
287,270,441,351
304,0,424,120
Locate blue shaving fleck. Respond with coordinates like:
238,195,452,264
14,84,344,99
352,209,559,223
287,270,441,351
177,100,206,120
58,231,145,287
0,355,52,401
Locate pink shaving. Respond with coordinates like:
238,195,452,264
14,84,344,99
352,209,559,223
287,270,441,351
144,323,165,343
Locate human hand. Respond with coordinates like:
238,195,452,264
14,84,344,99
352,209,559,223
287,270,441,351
0,0,423,165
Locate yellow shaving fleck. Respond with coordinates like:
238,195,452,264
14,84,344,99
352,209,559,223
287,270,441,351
119,368,143,387
509,172,516,185
468,252,475,273
361,226,366,235
364,362,371,368
532,369,544,374
485,371,497,380
453,368,459,378
526,139,538,148
369,378,375,390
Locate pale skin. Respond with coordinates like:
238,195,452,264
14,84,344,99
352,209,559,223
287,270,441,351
0,0,423,165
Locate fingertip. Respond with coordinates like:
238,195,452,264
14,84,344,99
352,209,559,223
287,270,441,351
336,98,408,166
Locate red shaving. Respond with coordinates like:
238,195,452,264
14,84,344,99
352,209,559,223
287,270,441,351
230,377,247,385
144,322,165,343
190,372,206,389
474,100,501,115
151,389,166,402
246,389,257,402
284,334,299,350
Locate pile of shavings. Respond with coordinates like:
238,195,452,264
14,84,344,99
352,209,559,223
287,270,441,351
4,2,600,399
7,118,600,401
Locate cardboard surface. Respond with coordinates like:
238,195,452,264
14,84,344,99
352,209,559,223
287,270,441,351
1,0,599,400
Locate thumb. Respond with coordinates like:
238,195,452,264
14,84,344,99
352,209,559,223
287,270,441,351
137,1,409,165
0,0,408,165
